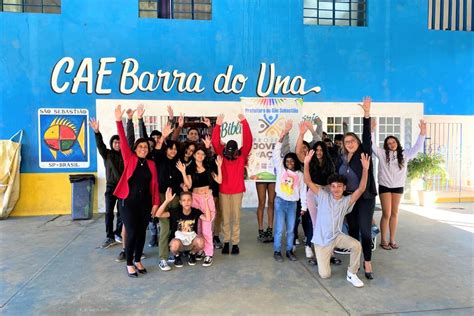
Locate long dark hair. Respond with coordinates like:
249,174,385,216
309,141,335,177
180,141,197,163
283,152,302,171
383,136,404,169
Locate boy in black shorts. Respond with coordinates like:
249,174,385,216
154,188,211,268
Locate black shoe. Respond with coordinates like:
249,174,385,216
308,258,318,265
174,255,183,268
126,266,138,278
115,250,126,262
330,256,342,265
148,235,158,248
364,262,374,279
273,251,283,262
188,253,197,266
258,229,266,242
134,263,147,274
222,242,230,254
231,245,240,255
264,228,274,243
286,250,297,261
213,236,223,249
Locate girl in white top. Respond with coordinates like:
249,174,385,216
272,120,307,262
371,119,426,249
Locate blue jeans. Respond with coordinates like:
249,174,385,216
274,196,297,252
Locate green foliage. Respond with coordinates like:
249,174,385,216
407,153,447,191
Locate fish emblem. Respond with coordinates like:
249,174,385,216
43,117,86,159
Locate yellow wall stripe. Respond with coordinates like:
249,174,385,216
11,173,98,217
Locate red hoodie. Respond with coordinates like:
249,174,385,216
211,119,252,194
113,121,160,206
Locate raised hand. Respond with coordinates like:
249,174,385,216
203,134,212,149
89,118,99,133
162,122,174,139
314,116,323,128
216,114,224,126
137,104,145,119
237,113,245,122
360,153,371,170
419,119,427,136
201,117,211,127
215,155,223,167
178,113,184,128
115,104,125,121
176,160,186,173
167,105,174,120
304,150,315,165
298,121,308,135
371,118,377,132
165,187,176,203
359,96,372,117
126,108,136,120
284,119,293,133
304,120,315,133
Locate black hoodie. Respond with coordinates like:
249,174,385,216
94,131,124,186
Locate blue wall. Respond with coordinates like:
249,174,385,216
0,0,472,173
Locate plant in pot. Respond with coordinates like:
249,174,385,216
407,153,447,206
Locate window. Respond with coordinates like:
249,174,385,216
1,0,60,13
377,117,401,147
326,116,349,140
304,0,366,26
139,0,212,20
428,0,473,32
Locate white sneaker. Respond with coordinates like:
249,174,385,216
305,245,314,258
295,239,301,245
159,259,171,271
347,271,364,288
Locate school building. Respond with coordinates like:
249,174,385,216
0,0,473,216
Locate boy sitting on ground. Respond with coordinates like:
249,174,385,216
303,150,370,288
154,188,211,268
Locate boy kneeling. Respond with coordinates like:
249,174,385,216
303,150,370,288
154,188,211,268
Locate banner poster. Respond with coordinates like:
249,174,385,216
242,97,303,182
38,108,89,168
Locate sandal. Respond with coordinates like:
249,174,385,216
380,242,392,250
389,242,399,249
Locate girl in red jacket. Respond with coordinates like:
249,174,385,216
113,105,160,278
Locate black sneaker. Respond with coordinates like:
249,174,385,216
101,238,117,249
203,256,213,267
258,229,266,242
195,251,204,261
174,255,183,268
213,236,223,249
188,253,197,265
330,256,342,265
286,250,297,261
273,251,284,262
115,250,126,262
148,235,158,248
231,244,240,255
222,242,230,254
264,228,274,243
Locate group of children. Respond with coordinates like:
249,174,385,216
92,97,426,287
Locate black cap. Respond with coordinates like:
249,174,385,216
223,140,239,160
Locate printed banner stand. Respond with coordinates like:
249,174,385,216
242,97,303,182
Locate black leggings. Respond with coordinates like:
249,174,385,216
345,198,375,261
120,198,150,266
293,200,313,246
